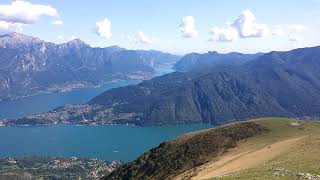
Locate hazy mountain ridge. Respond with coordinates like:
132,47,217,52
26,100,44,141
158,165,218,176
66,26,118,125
87,45,320,125
173,51,263,72
2,45,320,126
0,33,180,101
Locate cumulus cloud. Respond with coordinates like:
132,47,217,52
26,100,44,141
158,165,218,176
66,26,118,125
0,0,58,24
287,24,307,42
288,24,307,33
122,31,156,45
271,25,285,36
232,10,270,38
52,20,63,26
209,10,272,42
209,24,238,42
179,16,198,38
95,18,112,39
208,10,307,43
289,34,304,42
0,21,24,34
136,31,152,44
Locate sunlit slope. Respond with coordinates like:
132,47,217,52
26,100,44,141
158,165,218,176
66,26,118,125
105,118,320,180
181,118,320,180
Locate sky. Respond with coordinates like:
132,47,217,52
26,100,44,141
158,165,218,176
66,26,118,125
0,0,319,55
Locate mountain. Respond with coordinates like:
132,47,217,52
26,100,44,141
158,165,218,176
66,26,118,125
105,118,320,179
173,51,262,72
3,46,320,126
0,33,180,101
136,50,181,66
105,119,267,180
87,46,320,125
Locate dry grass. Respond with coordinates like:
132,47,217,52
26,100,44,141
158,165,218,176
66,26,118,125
177,118,320,180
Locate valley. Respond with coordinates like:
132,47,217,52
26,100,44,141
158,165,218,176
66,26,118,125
0,0,318,179
3,45,320,127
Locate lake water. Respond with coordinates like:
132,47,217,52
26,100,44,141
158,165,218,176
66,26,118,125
0,80,141,119
0,64,215,162
0,64,174,119
0,124,213,161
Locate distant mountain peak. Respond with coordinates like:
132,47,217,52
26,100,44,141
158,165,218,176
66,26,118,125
65,38,90,48
0,32,41,41
106,45,123,50
0,32,43,48
208,51,219,54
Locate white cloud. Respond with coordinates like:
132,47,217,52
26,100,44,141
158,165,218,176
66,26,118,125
289,34,304,42
57,35,63,40
179,16,198,38
0,21,24,34
0,0,58,24
287,24,307,42
271,25,285,36
121,33,135,42
209,24,238,42
232,10,270,38
122,31,156,46
288,24,307,33
208,10,303,42
136,31,152,44
209,10,271,42
95,18,112,40
52,20,63,26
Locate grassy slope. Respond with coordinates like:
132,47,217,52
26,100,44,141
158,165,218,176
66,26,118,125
193,118,320,180
105,121,268,180
105,118,320,180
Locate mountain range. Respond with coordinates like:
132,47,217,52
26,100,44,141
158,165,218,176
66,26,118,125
87,46,320,125
0,33,180,101
173,51,262,72
2,44,320,126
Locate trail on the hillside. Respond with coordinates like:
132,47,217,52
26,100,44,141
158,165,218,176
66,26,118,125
182,137,305,180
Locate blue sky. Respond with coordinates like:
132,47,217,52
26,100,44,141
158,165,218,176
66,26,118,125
0,0,319,54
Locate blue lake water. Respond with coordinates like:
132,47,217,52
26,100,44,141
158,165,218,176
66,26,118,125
0,124,213,161
0,65,215,162
0,80,141,119
0,64,174,119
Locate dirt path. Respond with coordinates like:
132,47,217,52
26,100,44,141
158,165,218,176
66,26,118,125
189,137,305,180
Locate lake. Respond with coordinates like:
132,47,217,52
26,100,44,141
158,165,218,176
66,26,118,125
0,64,174,119
0,80,141,119
0,124,213,161
0,64,215,162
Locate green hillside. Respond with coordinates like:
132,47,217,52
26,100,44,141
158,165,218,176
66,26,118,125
105,118,320,180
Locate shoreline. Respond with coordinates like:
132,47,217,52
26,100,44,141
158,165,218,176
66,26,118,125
0,65,174,103
0,120,213,128
0,79,135,103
